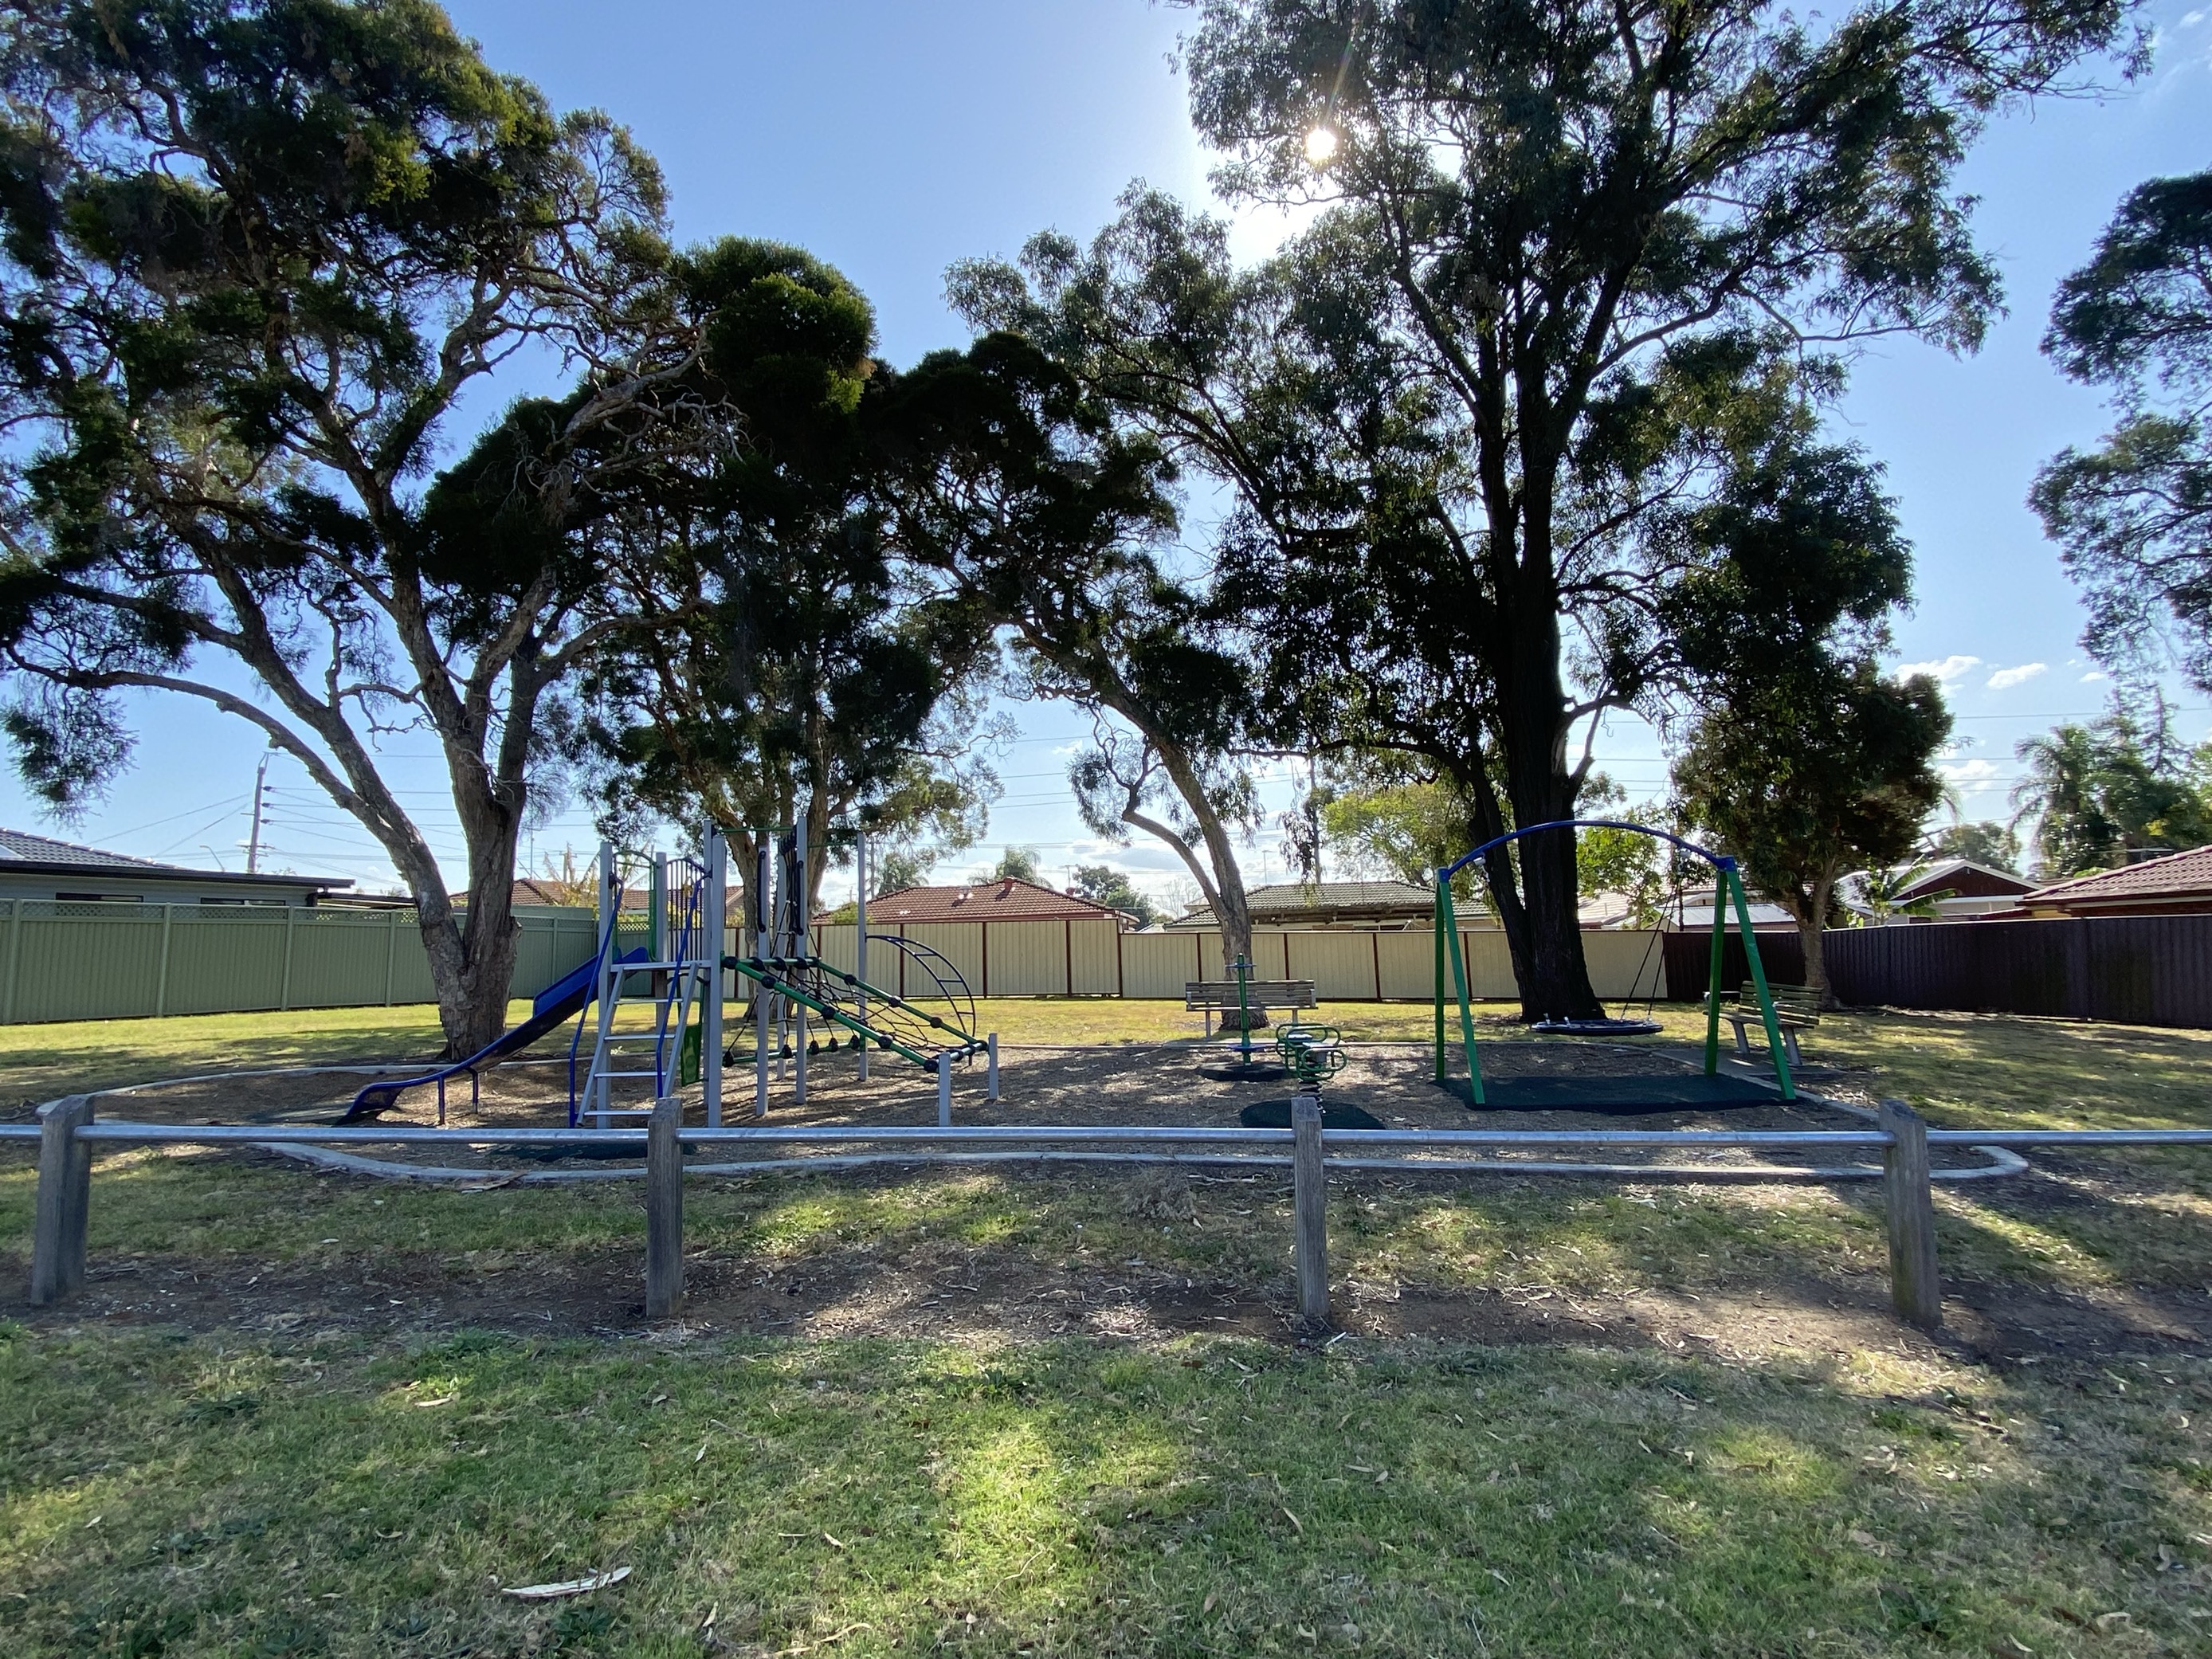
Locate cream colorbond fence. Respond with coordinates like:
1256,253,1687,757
0,901,602,1026
811,920,1668,1002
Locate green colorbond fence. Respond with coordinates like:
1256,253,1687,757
0,902,602,1026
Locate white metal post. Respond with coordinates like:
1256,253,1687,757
793,814,809,1104
754,838,771,1118
703,826,725,1128
854,828,870,1082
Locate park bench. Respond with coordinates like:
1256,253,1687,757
1724,980,1821,1067
1185,979,1317,1036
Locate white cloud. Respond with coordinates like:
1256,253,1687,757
1895,654,1982,685
2080,670,2108,684
1986,662,2048,691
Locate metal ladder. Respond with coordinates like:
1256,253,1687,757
581,860,709,1127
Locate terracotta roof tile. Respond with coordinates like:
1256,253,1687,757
849,878,1124,924
2024,845,2212,904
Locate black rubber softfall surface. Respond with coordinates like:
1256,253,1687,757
1437,1073,1783,1115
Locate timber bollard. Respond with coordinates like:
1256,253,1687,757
1292,1094,1329,1328
1880,1097,1941,1332
645,1096,684,1318
30,1094,94,1306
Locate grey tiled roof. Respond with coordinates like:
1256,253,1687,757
0,826,349,888
0,827,176,870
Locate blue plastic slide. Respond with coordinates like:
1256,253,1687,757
340,945,649,1121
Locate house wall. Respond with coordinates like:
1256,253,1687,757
0,871,332,906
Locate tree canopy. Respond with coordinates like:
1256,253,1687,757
2010,705,2212,877
960,0,2128,1019
2033,168,2212,689
0,0,688,1051
1679,666,1951,1001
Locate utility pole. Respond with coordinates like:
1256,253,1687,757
245,747,273,874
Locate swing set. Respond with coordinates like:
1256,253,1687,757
1434,820,1799,1112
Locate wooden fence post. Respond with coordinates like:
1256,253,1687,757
1880,1098,1941,1331
30,1094,94,1305
1292,1094,1329,1328
645,1096,684,1318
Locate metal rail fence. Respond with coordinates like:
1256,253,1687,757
22,1093,2212,1333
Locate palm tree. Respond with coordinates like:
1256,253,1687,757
2011,724,2120,877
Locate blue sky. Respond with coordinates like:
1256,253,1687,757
5,1,2207,905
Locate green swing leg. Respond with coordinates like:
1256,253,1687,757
1728,865,1797,1101
1438,876,1484,1105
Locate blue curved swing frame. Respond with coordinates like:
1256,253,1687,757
1436,819,1796,1104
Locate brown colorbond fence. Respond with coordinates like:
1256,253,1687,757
0,901,601,1026
1823,915,2212,1029
1661,931,1809,1002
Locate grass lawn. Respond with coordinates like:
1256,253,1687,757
3,1002,2211,1654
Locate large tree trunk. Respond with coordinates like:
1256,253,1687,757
1488,545,1604,1024
1796,873,1837,1008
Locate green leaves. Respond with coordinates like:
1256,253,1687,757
2034,168,2212,691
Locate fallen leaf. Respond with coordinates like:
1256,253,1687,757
2095,1612,2129,1632
1281,1506,1303,1535
500,1567,631,1600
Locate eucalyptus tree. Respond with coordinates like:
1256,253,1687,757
561,240,1001,906
2033,167,2212,688
0,0,697,1053
962,0,2134,1017
955,192,1918,1018
874,333,1273,971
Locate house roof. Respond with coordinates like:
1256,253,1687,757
1893,859,2036,900
0,827,351,891
1167,880,1437,928
848,877,1126,925
2022,845,2212,910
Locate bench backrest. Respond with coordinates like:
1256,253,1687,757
1740,980,1821,1014
1185,979,1318,1008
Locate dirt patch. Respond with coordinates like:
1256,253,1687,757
8,1158,2206,1367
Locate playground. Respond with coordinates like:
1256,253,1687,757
6,998,2212,1655
6,833,2212,1654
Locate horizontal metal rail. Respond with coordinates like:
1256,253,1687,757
20,1091,2211,1329
11,1121,2212,1150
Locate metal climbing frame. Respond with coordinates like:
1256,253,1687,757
1433,819,1797,1105
572,830,729,1127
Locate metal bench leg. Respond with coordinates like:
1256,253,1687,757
1783,1029,1802,1068
1729,1018,1751,1059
